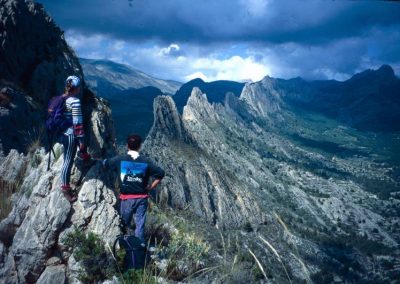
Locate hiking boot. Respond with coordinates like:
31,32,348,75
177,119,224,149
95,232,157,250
61,186,77,203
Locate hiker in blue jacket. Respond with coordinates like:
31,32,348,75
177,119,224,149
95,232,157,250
59,76,90,202
103,134,165,244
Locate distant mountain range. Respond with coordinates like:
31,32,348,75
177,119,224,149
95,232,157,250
275,64,400,132
81,58,400,143
80,58,182,97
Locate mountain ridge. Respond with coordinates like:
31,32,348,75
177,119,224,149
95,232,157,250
80,58,182,97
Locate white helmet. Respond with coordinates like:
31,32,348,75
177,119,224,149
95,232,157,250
66,75,81,88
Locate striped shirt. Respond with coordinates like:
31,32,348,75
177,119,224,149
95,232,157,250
63,96,85,137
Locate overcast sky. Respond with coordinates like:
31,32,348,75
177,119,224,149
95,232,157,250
38,0,400,83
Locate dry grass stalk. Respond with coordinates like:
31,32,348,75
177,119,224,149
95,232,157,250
258,235,292,283
273,212,312,284
0,179,18,220
247,247,268,281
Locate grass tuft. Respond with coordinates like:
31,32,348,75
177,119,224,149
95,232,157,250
0,178,19,220
23,127,45,155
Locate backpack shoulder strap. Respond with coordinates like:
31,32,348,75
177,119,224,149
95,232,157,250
112,235,123,257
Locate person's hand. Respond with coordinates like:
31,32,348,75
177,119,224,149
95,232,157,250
146,179,162,191
79,143,87,153
78,151,91,161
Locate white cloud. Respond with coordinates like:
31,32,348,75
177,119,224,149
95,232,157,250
112,40,125,51
65,30,105,50
190,55,270,82
65,31,271,82
64,29,399,83
159,43,181,56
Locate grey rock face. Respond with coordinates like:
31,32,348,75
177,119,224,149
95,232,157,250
148,95,186,140
0,149,27,183
240,76,282,118
36,265,66,284
85,97,117,157
11,189,70,282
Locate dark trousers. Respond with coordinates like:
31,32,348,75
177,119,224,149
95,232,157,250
60,134,78,186
119,198,148,243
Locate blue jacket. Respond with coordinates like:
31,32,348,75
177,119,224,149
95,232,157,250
103,154,165,195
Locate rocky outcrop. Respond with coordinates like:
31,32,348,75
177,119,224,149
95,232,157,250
0,95,116,283
0,145,120,283
149,95,186,140
239,76,282,118
144,90,265,227
36,265,66,284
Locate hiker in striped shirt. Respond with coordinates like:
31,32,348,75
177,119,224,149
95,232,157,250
60,76,90,202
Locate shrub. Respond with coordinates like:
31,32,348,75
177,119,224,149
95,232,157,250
65,228,115,283
160,230,210,280
243,222,253,232
120,269,157,284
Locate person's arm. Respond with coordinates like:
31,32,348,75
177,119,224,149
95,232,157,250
70,97,86,150
147,178,162,191
102,156,120,171
146,160,165,191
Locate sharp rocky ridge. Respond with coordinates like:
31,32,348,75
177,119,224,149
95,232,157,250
142,84,400,281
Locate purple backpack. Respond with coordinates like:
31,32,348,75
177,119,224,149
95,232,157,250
45,95,72,135
45,95,73,170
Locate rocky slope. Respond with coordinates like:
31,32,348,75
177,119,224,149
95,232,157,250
142,86,400,282
80,58,182,97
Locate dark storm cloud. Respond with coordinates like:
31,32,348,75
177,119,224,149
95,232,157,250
37,0,400,81
38,0,400,45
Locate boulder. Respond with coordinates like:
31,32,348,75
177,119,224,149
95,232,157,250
36,265,66,284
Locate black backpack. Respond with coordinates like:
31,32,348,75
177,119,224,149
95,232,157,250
45,95,72,170
113,235,146,270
